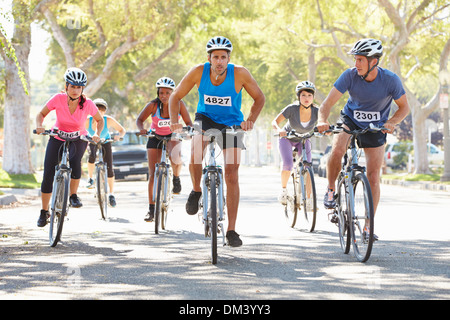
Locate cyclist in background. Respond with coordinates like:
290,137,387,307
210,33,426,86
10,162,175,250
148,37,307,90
316,38,410,238
85,98,126,207
35,67,103,227
136,77,192,222
272,81,318,205
169,36,265,247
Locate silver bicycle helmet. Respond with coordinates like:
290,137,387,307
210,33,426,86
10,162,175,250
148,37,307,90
93,98,108,109
348,38,383,57
206,36,233,54
155,77,176,90
64,67,87,86
295,81,316,95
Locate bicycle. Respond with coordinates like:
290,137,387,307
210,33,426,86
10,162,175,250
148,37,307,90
144,130,178,234
277,130,318,232
321,123,386,262
183,125,242,264
34,128,88,247
85,136,115,220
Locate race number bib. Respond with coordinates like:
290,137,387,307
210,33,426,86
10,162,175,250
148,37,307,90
157,119,171,128
58,130,80,140
204,94,232,107
354,110,381,122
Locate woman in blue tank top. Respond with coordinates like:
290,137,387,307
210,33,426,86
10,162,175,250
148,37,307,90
85,98,126,207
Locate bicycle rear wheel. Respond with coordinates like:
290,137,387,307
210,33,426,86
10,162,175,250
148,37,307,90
336,176,351,254
49,171,70,247
154,169,164,234
300,166,317,232
209,173,218,265
350,172,374,262
284,171,298,228
96,165,108,220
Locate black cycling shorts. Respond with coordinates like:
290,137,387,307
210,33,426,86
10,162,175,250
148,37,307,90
339,111,386,148
146,134,172,149
194,113,245,150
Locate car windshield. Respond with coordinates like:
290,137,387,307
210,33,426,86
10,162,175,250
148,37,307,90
114,133,147,146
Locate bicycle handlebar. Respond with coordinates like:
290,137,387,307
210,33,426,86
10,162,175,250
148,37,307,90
314,123,389,136
275,129,318,140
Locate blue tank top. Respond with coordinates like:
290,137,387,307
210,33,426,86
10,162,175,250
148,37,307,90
88,116,111,139
197,62,243,126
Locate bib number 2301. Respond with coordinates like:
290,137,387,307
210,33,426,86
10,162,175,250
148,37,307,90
354,110,380,122
204,95,232,107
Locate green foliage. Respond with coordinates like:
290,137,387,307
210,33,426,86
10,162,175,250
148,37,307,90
0,169,41,189
39,0,450,125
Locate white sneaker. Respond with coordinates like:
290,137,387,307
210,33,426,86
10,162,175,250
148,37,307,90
278,189,288,205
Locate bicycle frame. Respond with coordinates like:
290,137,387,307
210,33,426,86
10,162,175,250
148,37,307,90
151,136,172,207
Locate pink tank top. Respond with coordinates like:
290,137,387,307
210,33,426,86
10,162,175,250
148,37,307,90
150,101,179,135
45,93,99,141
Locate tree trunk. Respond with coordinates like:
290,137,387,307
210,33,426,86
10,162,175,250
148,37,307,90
2,6,33,174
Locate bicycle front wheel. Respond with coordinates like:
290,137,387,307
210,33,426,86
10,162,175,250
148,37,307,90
300,166,317,232
97,166,108,220
350,172,374,262
154,169,164,234
336,176,351,254
209,173,218,265
284,171,298,228
161,169,172,231
49,171,70,247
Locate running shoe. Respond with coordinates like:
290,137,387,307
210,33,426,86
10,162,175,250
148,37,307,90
37,210,50,227
69,194,83,208
278,188,288,205
86,178,95,189
226,230,243,247
324,189,336,209
186,190,202,215
172,176,181,194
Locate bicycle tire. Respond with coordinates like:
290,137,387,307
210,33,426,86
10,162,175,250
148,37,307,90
336,176,351,254
97,165,108,220
285,171,298,228
49,171,69,247
209,173,218,265
154,169,164,234
301,166,317,232
161,169,172,231
350,172,374,262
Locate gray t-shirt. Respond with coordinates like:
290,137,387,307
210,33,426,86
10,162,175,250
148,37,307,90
281,103,319,136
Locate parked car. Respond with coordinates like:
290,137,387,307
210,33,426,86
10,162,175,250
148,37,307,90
311,149,323,173
112,131,148,180
385,142,443,168
318,145,366,177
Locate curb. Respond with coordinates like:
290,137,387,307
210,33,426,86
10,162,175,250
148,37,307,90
381,178,450,192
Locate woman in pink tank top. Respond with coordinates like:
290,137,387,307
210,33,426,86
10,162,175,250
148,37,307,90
136,77,192,222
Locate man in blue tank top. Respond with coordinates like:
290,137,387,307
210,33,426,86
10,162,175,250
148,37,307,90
169,36,265,247
317,39,410,240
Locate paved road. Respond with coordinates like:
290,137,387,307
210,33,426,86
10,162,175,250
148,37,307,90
0,165,449,301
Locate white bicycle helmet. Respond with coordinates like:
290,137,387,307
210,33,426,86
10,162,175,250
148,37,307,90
206,36,233,54
93,98,108,109
64,67,87,86
295,81,316,95
348,38,383,57
155,77,176,90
